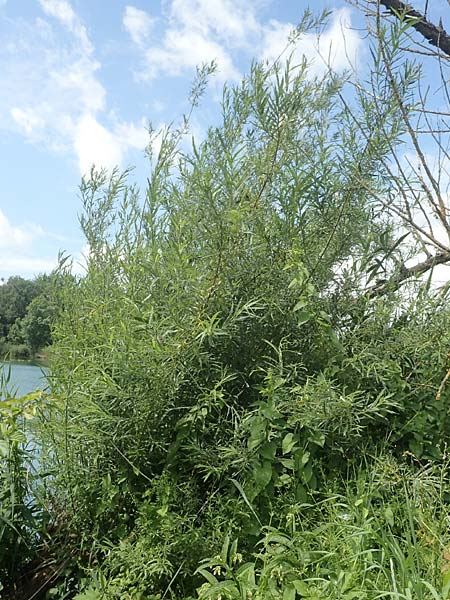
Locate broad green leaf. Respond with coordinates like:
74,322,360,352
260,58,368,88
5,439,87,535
248,417,266,450
196,568,219,585
302,461,313,484
260,441,277,460
253,460,273,491
293,297,308,311
442,570,450,598
8,430,26,443
283,583,296,600
309,431,325,447
221,534,230,563
293,580,311,595
294,450,310,471
279,458,295,470
296,483,308,503
0,440,9,457
296,310,313,325
282,432,297,454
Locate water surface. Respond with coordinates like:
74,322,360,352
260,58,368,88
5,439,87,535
0,361,49,398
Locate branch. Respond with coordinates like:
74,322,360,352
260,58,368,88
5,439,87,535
380,0,450,58
367,250,450,296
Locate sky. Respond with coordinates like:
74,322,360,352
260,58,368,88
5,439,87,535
0,0,446,282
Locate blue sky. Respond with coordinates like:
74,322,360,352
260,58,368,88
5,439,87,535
0,0,384,279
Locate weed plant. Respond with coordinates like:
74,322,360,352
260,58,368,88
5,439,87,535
0,366,49,594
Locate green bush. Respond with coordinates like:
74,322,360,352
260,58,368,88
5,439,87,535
32,11,450,599
8,344,31,361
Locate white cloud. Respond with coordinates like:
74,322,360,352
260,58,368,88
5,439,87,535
144,30,240,82
0,210,82,278
260,9,361,74
0,209,80,278
317,8,361,71
133,0,248,83
167,0,260,48
0,209,43,249
1,5,105,148
114,118,149,150
178,116,207,154
73,114,150,176
1,1,149,176
0,256,57,277
2,1,362,179
10,107,45,135
74,114,123,175
151,100,166,113
71,112,151,176
50,58,106,114
123,5,155,46
431,263,450,285
132,3,361,84
38,0,93,54
260,20,294,66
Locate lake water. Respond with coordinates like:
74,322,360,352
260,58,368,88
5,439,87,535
0,361,49,398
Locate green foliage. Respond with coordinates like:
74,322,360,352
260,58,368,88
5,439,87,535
0,276,38,338
0,383,46,591
22,294,56,354
7,319,26,346
197,458,450,600
0,273,58,357
26,10,450,599
7,343,31,360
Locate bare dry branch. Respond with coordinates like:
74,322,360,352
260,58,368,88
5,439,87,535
379,0,450,57
367,249,450,295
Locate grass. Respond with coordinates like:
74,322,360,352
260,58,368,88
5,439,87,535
194,456,450,600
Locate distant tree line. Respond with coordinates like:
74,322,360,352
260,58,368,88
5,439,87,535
0,275,56,360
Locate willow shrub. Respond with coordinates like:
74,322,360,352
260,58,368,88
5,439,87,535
40,18,450,598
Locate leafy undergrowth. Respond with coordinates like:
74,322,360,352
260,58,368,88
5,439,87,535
62,458,450,600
